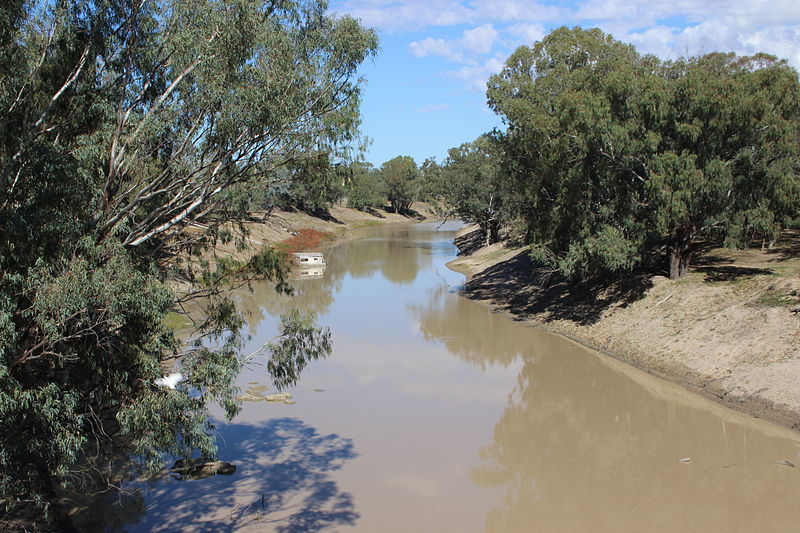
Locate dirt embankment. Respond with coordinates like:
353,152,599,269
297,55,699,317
196,202,439,261
168,203,438,328
448,225,800,431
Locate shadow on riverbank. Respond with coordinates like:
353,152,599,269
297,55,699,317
462,249,655,326
73,418,358,533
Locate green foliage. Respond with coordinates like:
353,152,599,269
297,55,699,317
651,53,800,277
0,0,375,526
439,136,505,244
1,242,181,521
380,155,419,214
488,26,800,279
346,161,386,211
416,157,442,201
266,310,333,390
285,154,347,213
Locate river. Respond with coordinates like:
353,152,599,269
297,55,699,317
95,222,800,532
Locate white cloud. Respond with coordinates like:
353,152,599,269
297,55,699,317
410,37,454,58
336,0,800,94
447,56,505,92
625,25,681,58
332,0,566,33
741,25,800,66
506,22,546,45
576,0,800,66
333,0,475,32
335,0,800,68
624,15,800,66
409,23,498,63
577,0,800,27
471,0,566,23
461,24,499,54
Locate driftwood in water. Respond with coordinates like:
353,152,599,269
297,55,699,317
171,458,236,480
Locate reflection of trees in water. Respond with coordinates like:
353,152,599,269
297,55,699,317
411,285,528,368
75,418,358,533
472,341,800,532
337,230,428,285
410,253,800,531
63,460,147,532
235,227,434,335
235,276,341,338
378,232,422,285
472,350,640,532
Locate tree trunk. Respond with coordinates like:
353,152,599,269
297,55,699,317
669,239,691,279
486,219,501,246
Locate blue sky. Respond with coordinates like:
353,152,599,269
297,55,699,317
328,0,800,168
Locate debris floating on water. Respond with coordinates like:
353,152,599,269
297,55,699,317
236,385,293,404
264,392,292,402
237,392,265,402
171,458,236,480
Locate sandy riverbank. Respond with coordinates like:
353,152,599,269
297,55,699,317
447,225,800,432
206,202,440,258
167,202,440,329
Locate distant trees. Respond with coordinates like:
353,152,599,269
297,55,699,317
342,156,432,216
488,26,800,279
284,155,347,214
417,157,443,202
380,155,419,214
0,0,377,526
346,161,386,211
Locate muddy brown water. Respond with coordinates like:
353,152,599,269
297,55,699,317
95,223,800,532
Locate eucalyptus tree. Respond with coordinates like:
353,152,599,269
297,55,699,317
380,155,419,214
346,160,386,211
284,153,347,214
488,27,662,278
488,26,800,279
650,52,800,277
440,136,505,245
417,157,442,201
0,0,376,526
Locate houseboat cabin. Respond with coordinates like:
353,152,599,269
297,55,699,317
291,252,325,266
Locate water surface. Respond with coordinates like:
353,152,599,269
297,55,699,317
124,222,800,532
